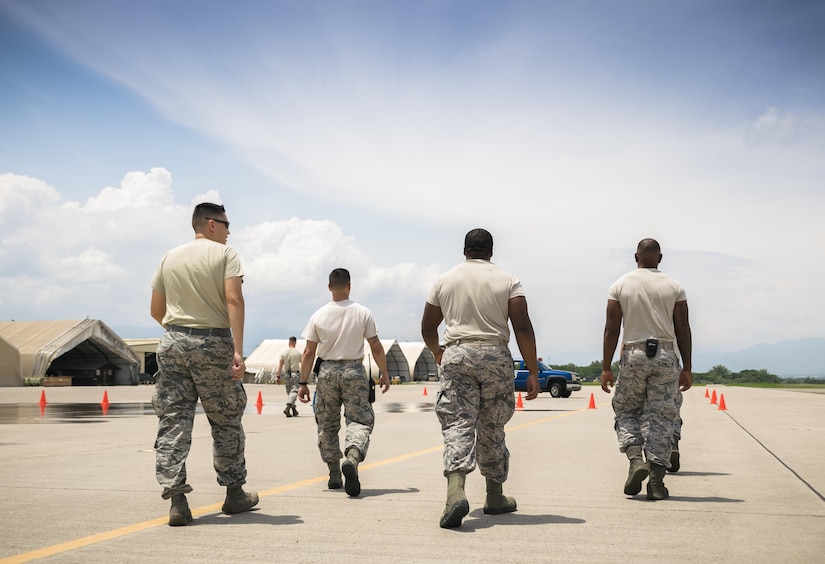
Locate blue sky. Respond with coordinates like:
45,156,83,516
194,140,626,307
1,1,824,368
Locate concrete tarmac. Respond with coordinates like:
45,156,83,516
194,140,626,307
0,383,823,563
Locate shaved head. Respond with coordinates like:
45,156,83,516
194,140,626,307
635,238,662,268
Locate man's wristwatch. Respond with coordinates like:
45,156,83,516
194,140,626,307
299,382,309,386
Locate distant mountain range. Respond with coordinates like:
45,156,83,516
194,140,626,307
691,338,825,378
556,338,825,378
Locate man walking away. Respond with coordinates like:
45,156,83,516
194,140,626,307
277,336,302,417
298,268,391,497
601,238,692,500
422,228,540,529
150,202,258,526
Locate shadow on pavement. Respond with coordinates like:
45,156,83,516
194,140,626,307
450,509,586,532
192,510,303,526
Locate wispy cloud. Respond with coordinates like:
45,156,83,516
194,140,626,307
2,1,825,363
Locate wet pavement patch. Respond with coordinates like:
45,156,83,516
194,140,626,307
0,403,158,424
0,401,438,423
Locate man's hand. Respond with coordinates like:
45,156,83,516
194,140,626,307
298,385,311,403
525,373,540,400
379,372,390,393
679,369,692,392
600,369,614,393
231,352,245,381
432,346,444,365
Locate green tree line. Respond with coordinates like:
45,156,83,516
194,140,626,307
550,360,825,385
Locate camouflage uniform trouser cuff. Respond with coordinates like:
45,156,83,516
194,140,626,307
161,484,194,499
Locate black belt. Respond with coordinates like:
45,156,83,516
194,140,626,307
167,325,231,337
625,341,674,351
446,339,508,347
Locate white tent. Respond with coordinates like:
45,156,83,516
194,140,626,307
245,338,409,381
396,341,439,382
0,319,140,386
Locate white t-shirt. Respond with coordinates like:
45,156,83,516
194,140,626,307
608,268,687,344
427,259,524,344
151,238,243,329
302,299,378,360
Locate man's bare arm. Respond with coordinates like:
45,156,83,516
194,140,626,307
150,290,167,327
367,335,391,393
673,300,692,391
601,300,622,393
509,296,539,400
298,341,318,403
421,302,445,365
225,276,245,380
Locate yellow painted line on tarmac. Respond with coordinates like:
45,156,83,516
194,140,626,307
1,403,597,563
0,517,169,564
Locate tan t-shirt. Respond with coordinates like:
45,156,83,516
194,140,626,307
280,347,301,372
427,259,524,344
151,238,243,329
302,299,378,360
608,267,687,344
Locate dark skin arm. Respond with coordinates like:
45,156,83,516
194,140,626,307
508,296,539,400
421,303,446,365
600,299,622,393
673,300,692,391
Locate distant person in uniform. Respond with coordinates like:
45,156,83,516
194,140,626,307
297,268,390,496
421,228,540,529
276,336,302,417
150,202,258,526
601,238,692,500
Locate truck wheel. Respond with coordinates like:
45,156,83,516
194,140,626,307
561,391,572,398
549,382,563,398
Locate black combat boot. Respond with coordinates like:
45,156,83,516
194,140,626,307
342,448,362,497
646,463,669,500
668,438,680,473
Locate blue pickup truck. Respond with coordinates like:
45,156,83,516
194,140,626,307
513,359,582,398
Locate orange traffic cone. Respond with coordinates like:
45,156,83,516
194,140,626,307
587,393,596,409
39,390,47,406
718,394,727,411
255,391,264,408
423,386,428,396
704,388,709,399
100,390,110,415
710,389,718,405
516,393,524,409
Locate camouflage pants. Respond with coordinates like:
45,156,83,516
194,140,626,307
283,371,300,406
642,388,683,447
436,344,515,483
152,331,248,499
613,348,680,467
314,360,374,463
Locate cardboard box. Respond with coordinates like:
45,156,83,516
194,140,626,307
41,376,73,387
